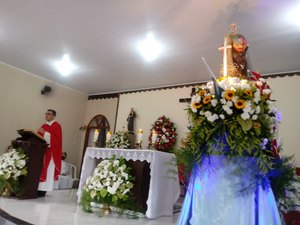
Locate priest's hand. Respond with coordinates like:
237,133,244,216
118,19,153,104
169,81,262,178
38,128,45,135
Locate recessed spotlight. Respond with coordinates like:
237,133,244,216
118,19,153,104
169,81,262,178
55,54,76,76
289,3,300,27
138,33,163,62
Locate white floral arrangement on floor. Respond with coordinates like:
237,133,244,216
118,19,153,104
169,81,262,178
81,155,134,212
106,131,131,149
0,148,28,195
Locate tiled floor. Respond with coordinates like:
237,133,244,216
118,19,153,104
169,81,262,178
0,189,179,225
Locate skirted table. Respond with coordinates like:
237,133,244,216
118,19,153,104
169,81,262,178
77,147,180,219
177,156,282,225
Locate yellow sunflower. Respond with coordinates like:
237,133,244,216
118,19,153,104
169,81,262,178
192,102,202,109
244,89,253,97
203,96,212,104
253,122,261,129
234,99,246,109
225,90,235,101
198,90,206,96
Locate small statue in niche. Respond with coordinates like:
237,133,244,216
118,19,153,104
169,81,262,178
127,108,136,134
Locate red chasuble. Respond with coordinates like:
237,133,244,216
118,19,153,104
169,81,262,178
39,121,62,182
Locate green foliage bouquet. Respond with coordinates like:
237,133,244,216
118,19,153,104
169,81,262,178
81,156,134,212
183,74,281,175
0,148,28,195
106,131,131,149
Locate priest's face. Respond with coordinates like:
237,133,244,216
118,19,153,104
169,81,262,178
45,111,55,122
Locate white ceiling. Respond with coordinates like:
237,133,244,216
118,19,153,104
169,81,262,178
1,0,300,94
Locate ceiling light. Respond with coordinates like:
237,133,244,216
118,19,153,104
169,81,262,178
55,54,76,76
138,33,163,62
289,3,300,27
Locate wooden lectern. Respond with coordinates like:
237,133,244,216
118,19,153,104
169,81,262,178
12,129,48,199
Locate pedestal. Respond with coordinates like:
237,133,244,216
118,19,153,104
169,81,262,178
177,156,282,225
12,138,47,199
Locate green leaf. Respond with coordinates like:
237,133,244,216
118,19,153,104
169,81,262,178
100,189,107,198
237,117,253,132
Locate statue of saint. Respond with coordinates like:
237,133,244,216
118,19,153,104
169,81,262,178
127,108,136,133
221,23,249,78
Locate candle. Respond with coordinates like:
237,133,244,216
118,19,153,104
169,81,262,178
93,129,99,143
152,130,158,144
106,131,112,142
137,129,143,143
223,37,227,77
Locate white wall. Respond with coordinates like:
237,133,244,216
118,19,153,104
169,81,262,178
115,88,191,147
0,63,88,169
267,75,300,166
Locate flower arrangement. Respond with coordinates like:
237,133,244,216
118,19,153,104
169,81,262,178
148,115,177,152
175,72,300,211
106,131,131,149
186,73,281,174
81,156,134,212
0,148,28,195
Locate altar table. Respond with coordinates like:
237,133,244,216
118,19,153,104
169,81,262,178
77,147,180,219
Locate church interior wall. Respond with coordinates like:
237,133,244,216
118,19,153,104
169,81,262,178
0,62,88,171
115,87,192,148
267,75,300,166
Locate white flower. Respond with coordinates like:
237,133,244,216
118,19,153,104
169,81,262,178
222,105,233,115
113,160,119,166
121,171,129,180
256,81,263,87
256,106,261,114
226,101,233,107
263,89,272,95
220,98,227,105
207,114,219,122
211,99,218,107
243,103,251,113
206,82,215,93
241,112,250,120
191,95,201,103
219,114,225,120
240,80,251,89
204,111,212,116
252,115,258,120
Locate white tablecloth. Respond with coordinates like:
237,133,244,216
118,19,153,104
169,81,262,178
77,147,180,219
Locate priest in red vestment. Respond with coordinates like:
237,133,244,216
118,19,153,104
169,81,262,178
37,109,62,196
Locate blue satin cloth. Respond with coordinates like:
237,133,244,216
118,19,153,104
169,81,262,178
177,156,282,225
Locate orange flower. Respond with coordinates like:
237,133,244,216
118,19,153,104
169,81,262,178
192,102,202,109
244,90,253,97
253,122,261,129
203,96,212,104
225,90,235,101
234,99,246,109
198,90,206,96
